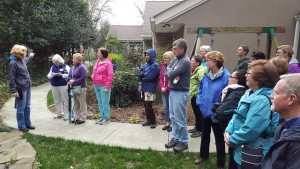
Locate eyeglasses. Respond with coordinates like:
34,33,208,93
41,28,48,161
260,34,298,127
229,76,238,79
246,72,252,76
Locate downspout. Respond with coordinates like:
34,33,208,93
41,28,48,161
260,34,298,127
152,32,155,50
293,13,300,58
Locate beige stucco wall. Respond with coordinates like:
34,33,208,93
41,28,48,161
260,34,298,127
167,0,300,73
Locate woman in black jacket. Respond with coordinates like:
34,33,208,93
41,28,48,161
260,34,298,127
211,70,248,169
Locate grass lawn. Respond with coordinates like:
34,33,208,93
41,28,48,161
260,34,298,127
47,90,54,107
23,133,219,169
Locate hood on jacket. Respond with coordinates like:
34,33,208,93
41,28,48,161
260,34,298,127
144,49,156,64
8,55,17,61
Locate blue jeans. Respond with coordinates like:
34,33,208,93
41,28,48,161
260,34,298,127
15,88,32,130
169,90,190,144
162,93,171,123
94,86,111,120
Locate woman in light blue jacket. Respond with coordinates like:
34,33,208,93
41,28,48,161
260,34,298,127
224,60,280,167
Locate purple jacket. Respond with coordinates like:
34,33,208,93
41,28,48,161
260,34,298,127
289,58,300,73
68,63,87,88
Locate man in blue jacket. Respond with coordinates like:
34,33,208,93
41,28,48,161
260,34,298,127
138,49,160,128
164,38,191,152
262,75,300,169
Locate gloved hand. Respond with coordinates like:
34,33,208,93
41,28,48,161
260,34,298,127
138,71,145,78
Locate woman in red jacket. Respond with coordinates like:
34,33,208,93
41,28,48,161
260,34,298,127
91,48,114,125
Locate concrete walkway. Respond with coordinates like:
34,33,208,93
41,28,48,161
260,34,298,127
1,83,218,153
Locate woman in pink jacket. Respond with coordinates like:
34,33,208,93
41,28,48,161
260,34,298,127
159,51,174,131
92,48,114,125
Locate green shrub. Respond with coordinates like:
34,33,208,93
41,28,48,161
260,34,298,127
31,70,49,86
156,47,172,65
111,70,139,107
108,53,122,63
0,83,11,110
109,53,131,71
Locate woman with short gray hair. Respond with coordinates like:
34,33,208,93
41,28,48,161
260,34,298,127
199,45,211,67
47,54,70,120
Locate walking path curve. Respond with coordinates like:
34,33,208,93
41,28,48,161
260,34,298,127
1,83,218,153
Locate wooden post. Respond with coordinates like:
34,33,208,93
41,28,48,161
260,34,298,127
266,35,272,59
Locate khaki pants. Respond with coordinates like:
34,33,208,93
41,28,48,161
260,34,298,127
73,88,87,121
51,85,68,117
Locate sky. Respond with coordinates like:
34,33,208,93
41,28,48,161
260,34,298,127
108,0,144,25
107,0,177,25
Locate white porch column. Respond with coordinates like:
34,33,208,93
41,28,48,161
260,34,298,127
152,32,156,50
293,13,300,58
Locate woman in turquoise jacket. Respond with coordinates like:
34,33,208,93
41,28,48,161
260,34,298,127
224,60,280,167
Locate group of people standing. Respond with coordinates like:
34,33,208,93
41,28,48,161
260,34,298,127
47,48,114,125
8,44,115,131
137,38,300,169
7,41,300,168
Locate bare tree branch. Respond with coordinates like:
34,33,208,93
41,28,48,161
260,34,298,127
88,0,112,28
132,0,145,21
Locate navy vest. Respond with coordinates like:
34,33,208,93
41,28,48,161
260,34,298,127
50,64,68,86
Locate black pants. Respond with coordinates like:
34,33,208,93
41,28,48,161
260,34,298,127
219,121,238,169
191,96,202,132
200,117,225,168
144,101,156,124
228,146,239,169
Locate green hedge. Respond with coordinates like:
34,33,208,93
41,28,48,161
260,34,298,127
111,70,139,107
0,83,11,110
30,70,50,86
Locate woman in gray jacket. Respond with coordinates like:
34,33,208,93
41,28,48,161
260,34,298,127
8,44,35,132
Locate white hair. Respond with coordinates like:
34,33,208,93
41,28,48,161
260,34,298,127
52,54,64,64
200,45,211,52
280,75,300,104
163,51,174,60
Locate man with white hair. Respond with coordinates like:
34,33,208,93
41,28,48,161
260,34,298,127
262,75,300,168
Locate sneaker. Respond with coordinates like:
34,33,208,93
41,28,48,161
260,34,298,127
99,119,110,125
165,139,178,148
95,118,104,124
53,115,63,119
188,127,197,133
150,124,157,129
191,131,202,138
142,121,151,126
167,126,172,132
173,142,188,152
